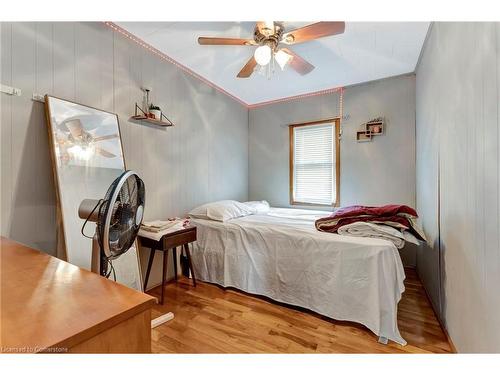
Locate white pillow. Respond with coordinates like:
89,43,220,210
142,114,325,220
189,200,254,222
243,200,270,214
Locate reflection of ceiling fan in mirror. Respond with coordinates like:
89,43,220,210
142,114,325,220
61,119,119,160
198,21,345,78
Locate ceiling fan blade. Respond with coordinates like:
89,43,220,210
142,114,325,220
93,133,119,142
237,55,258,78
280,48,315,75
282,22,345,45
95,147,116,158
198,37,256,46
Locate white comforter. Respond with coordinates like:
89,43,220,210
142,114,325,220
191,207,407,345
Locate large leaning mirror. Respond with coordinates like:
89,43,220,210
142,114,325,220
44,96,143,291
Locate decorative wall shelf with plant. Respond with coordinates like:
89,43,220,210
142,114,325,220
129,88,174,127
356,117,384,142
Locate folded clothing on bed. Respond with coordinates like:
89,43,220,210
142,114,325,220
315,204,426,242
338,222,410,249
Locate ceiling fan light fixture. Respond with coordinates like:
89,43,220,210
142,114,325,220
254,45,272,66
275,49,292,70
199,21,345,78
68,144,94,160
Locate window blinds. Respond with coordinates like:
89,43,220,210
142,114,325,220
292,123,335,205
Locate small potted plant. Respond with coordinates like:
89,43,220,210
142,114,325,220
148,104,162,120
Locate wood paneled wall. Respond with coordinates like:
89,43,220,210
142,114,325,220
0,23,248,286
416,22,500,352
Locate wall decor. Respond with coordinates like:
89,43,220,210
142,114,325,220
366,118,384,135
130,88,174,127
357,117,385,142
44,95,143,291
356,131,372,142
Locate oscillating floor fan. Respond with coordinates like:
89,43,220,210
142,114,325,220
78,170,145,278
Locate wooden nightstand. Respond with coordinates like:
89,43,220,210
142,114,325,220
139,226,197,305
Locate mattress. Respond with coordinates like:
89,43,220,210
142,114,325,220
190,207,407,345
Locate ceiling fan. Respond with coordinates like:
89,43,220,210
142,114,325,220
60,118,119,160
198,21,345,78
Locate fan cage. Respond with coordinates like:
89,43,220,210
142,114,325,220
96,171,145,260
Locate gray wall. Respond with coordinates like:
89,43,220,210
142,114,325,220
249,74,417,266
416,22,500,352
0,22,248,287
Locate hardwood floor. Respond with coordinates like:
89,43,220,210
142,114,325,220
149,268,453,353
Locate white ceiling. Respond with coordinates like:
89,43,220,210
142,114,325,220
116,22,430,106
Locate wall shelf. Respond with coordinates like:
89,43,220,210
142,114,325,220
129,115,173,127
130,102,174,127
356,117,384,142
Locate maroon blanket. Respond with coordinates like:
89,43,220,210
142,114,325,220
331,204,418,219
315,204,425,241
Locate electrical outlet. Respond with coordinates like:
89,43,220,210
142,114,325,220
32,93,45,103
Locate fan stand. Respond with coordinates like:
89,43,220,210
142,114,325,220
90,234,100,274
90,234,108,277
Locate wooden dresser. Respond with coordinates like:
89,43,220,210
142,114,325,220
0,237,156,353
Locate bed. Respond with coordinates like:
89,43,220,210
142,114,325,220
190,206,407,345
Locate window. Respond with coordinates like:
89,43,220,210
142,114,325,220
289,119,340,206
